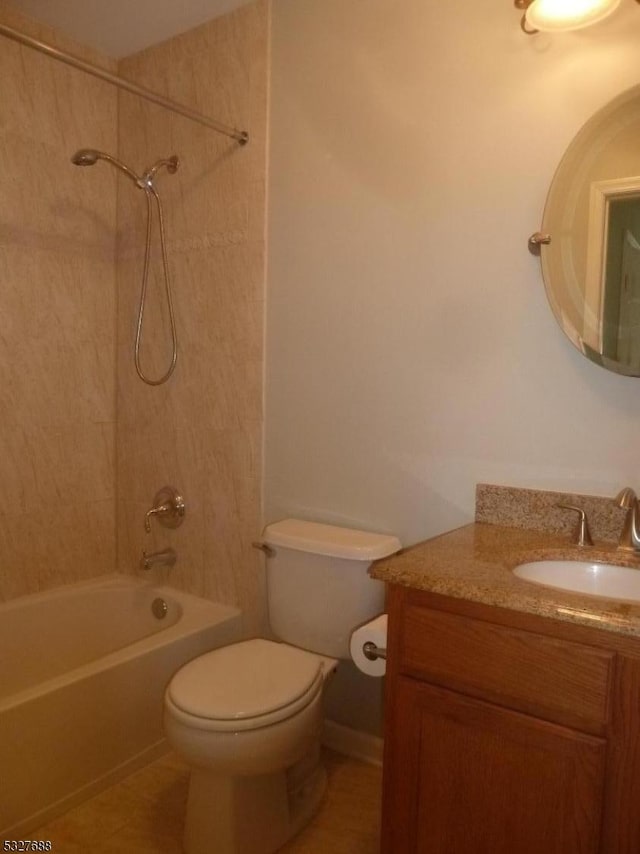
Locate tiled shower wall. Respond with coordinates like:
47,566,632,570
0,1,117,600
116,2,269,636
0,0,269,637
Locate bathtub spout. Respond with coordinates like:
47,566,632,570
140,548,177,571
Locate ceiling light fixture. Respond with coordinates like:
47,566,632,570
515,0,628,33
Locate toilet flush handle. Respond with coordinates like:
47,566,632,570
252,541,275,558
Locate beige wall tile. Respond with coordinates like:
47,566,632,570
0,0,267,627
0,2,117,601
0,500,115,603
116,2,268,634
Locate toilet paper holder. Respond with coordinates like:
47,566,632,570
362,641,387,661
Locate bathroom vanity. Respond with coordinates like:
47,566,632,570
372,494,640,854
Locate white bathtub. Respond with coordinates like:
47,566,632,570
0,574,242,837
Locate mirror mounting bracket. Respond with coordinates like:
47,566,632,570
528,232,552,255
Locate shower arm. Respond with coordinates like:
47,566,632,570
142,156,178,186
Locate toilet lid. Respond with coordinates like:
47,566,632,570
167,639,324,723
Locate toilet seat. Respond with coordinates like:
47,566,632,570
166,639,325,733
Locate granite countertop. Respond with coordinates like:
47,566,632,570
370,522,640,639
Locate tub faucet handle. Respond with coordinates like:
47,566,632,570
144,502,171,532
144,486,185,533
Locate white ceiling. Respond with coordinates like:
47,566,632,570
10,0,254,58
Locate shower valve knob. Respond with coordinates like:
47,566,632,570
144,486,185,533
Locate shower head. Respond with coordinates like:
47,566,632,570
71,148,100,166
70,148,144,187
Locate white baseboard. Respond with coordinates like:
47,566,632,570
322,719,384,767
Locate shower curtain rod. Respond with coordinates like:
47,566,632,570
0,22,249,145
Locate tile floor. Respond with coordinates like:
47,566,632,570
31,749,382,853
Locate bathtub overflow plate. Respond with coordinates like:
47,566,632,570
152,597,168,619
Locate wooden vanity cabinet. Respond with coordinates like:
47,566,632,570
381,585,640,854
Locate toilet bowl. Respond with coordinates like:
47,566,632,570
164,519,401,854
164,639,336,854
165,639,335,775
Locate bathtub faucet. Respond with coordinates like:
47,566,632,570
140,548,177,571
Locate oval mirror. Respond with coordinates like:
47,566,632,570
536,83,640,376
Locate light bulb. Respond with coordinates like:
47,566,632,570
525,0,621,31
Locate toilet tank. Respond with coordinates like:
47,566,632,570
262,519,401,659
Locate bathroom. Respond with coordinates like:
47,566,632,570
1,0,640,850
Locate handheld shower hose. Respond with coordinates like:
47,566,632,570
71,148,179,386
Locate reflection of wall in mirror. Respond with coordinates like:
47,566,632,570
604,199,640,369
576,117,640,281
543,108,640,352
569,116,640,348
585,179,640,354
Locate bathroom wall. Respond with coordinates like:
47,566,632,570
266,0,640,733
0,1,117,601
116,1,269,635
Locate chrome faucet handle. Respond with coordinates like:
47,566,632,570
557,504,593,547
144,503,170,533
144,486,185,533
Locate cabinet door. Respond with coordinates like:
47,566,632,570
382,677,606,854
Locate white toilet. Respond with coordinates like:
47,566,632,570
164,518,401,854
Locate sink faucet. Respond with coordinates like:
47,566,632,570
615,488,640,553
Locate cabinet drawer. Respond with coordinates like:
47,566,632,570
399,605,614,733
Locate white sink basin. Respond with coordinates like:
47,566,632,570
513,560,640,603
